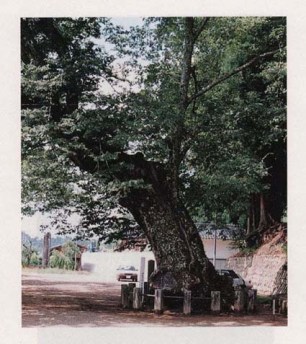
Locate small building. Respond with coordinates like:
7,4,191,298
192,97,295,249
115,226,149,252
50,243,87,270
198,223,241,269
116,238,148,252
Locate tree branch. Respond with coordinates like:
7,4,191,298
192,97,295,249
189,48,281,103
193,18,210,43
180,18,195,110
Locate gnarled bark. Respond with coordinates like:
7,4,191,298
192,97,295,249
118,158,218,294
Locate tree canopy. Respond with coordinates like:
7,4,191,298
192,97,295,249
21,17,286,245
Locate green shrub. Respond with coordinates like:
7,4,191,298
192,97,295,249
50,241,80,270
22,245,40,266
30,252,40,266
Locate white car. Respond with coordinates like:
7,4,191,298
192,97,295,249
116,265,138,282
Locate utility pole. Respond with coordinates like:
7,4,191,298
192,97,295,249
213,214,217,268
213,228,217,268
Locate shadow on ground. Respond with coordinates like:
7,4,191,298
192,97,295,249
22,272,287,327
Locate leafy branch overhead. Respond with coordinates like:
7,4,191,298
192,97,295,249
21,17,286,248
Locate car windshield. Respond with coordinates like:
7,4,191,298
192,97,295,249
117,266,136,271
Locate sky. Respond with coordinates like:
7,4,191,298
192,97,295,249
111,17,143,27
22,214,45,238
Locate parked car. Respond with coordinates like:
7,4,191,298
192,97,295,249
217,269,246,288
116,265,138,282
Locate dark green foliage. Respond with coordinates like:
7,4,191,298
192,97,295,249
21,17,286,246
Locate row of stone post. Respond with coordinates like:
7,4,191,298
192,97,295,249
150,288,221,314
121,284,221,314
122,287,258,314
120,258,256,314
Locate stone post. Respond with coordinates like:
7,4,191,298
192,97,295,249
247,289,257,312
121,284,130,308
281,300,287,314
211,291,221,313
128,283,136,306
154,288,163,313
234,290,245,312
139,257,145,293
143,281,149,295
183,289,192,315
147,260,155,283
133,287,142,310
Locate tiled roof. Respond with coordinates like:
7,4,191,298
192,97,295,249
197,223,244,240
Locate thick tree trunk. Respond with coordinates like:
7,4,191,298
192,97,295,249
247,193,258,235
117,157,218,294
258,193,268,230
120,188,217,293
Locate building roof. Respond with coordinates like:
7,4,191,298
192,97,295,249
50,243,88,251
197,223,244,240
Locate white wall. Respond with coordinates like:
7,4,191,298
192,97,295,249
202,239,239,260
81,240,239,282
81,251,155,282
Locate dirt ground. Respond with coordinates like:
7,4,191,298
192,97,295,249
22,270,287,327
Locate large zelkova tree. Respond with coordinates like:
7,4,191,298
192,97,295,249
21,17,286,293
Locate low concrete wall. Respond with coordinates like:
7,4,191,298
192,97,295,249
227,254,286,295
227,232,287,296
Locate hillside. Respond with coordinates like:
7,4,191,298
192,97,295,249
227,225,287,295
